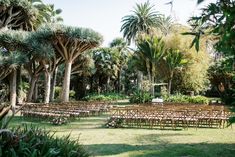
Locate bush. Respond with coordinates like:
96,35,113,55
0,126,89,157
164,94,209,104
54,86,76,100
129,90,153,104
83,92,126,101
188,95,209,104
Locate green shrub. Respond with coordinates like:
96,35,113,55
129,90,153,104
54,86,76,100
164,94,209,104
188,95,209,104
83,92,126,101
0,126,89,157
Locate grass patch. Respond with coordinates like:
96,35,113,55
9,115,235,157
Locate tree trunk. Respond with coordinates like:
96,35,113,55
16,67,22,103
61,61,72,102
107,76,110,92
168,78,172,95
117,69,121,93
151,75,155,96
137,71,143,90
50,67,58,102
90,76,93,93
33,82,38,102
44,71,51,103
27,75,38,102
10,70,17,112
168,72,174,95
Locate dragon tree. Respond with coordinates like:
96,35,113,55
0,0,38,30
0,30,27,109
33,24,103,102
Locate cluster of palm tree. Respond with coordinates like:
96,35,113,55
120,1,188,96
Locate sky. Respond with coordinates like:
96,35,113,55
42,0,216,46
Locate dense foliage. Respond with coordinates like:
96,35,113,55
129,90,153,104
185,0,235,105
0,126,89,157
83,93,126,101
164,94,210,105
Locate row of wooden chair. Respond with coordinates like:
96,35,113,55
21,101,112,120
110,105,233,129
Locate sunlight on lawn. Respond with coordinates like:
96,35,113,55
10,116,235,157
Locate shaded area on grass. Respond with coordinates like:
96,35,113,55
85,143,235,157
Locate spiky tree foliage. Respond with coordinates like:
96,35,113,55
92,48,120,92
110,37,130,92
31,0,63,25
164,49,187,94
72,53,95,76
158,16,173,36
136,36,166,96
32,24,103,102
0,30,27,108
25,36,60,103
121,1,161,91
0,0,38,30
120,1,161,44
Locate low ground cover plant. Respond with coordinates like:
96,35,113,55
164,94,209,104
83,92,126,101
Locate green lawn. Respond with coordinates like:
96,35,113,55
10,115,235,157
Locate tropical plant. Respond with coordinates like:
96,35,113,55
109,37,130,92
135,36,166,96
0,0,38,30
129,90,153,104
0,30,28,108
0,126,89,157
120,1,161,91
120,1,161,44
92,47,120,92
157,15,173,36
164,49,187,94
31,24,103,102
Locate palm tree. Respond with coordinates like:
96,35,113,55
121,1,161,91
164,49,187,94
136,36,166,96
109,38,129,92
93,48,119,92
120,1,161,44
158,16,173,36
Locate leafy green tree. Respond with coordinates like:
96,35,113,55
185,0,235,58
184,0,235,103
164,49,187,94
136,36,166,96
163,25,210,94
92,48,120,92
